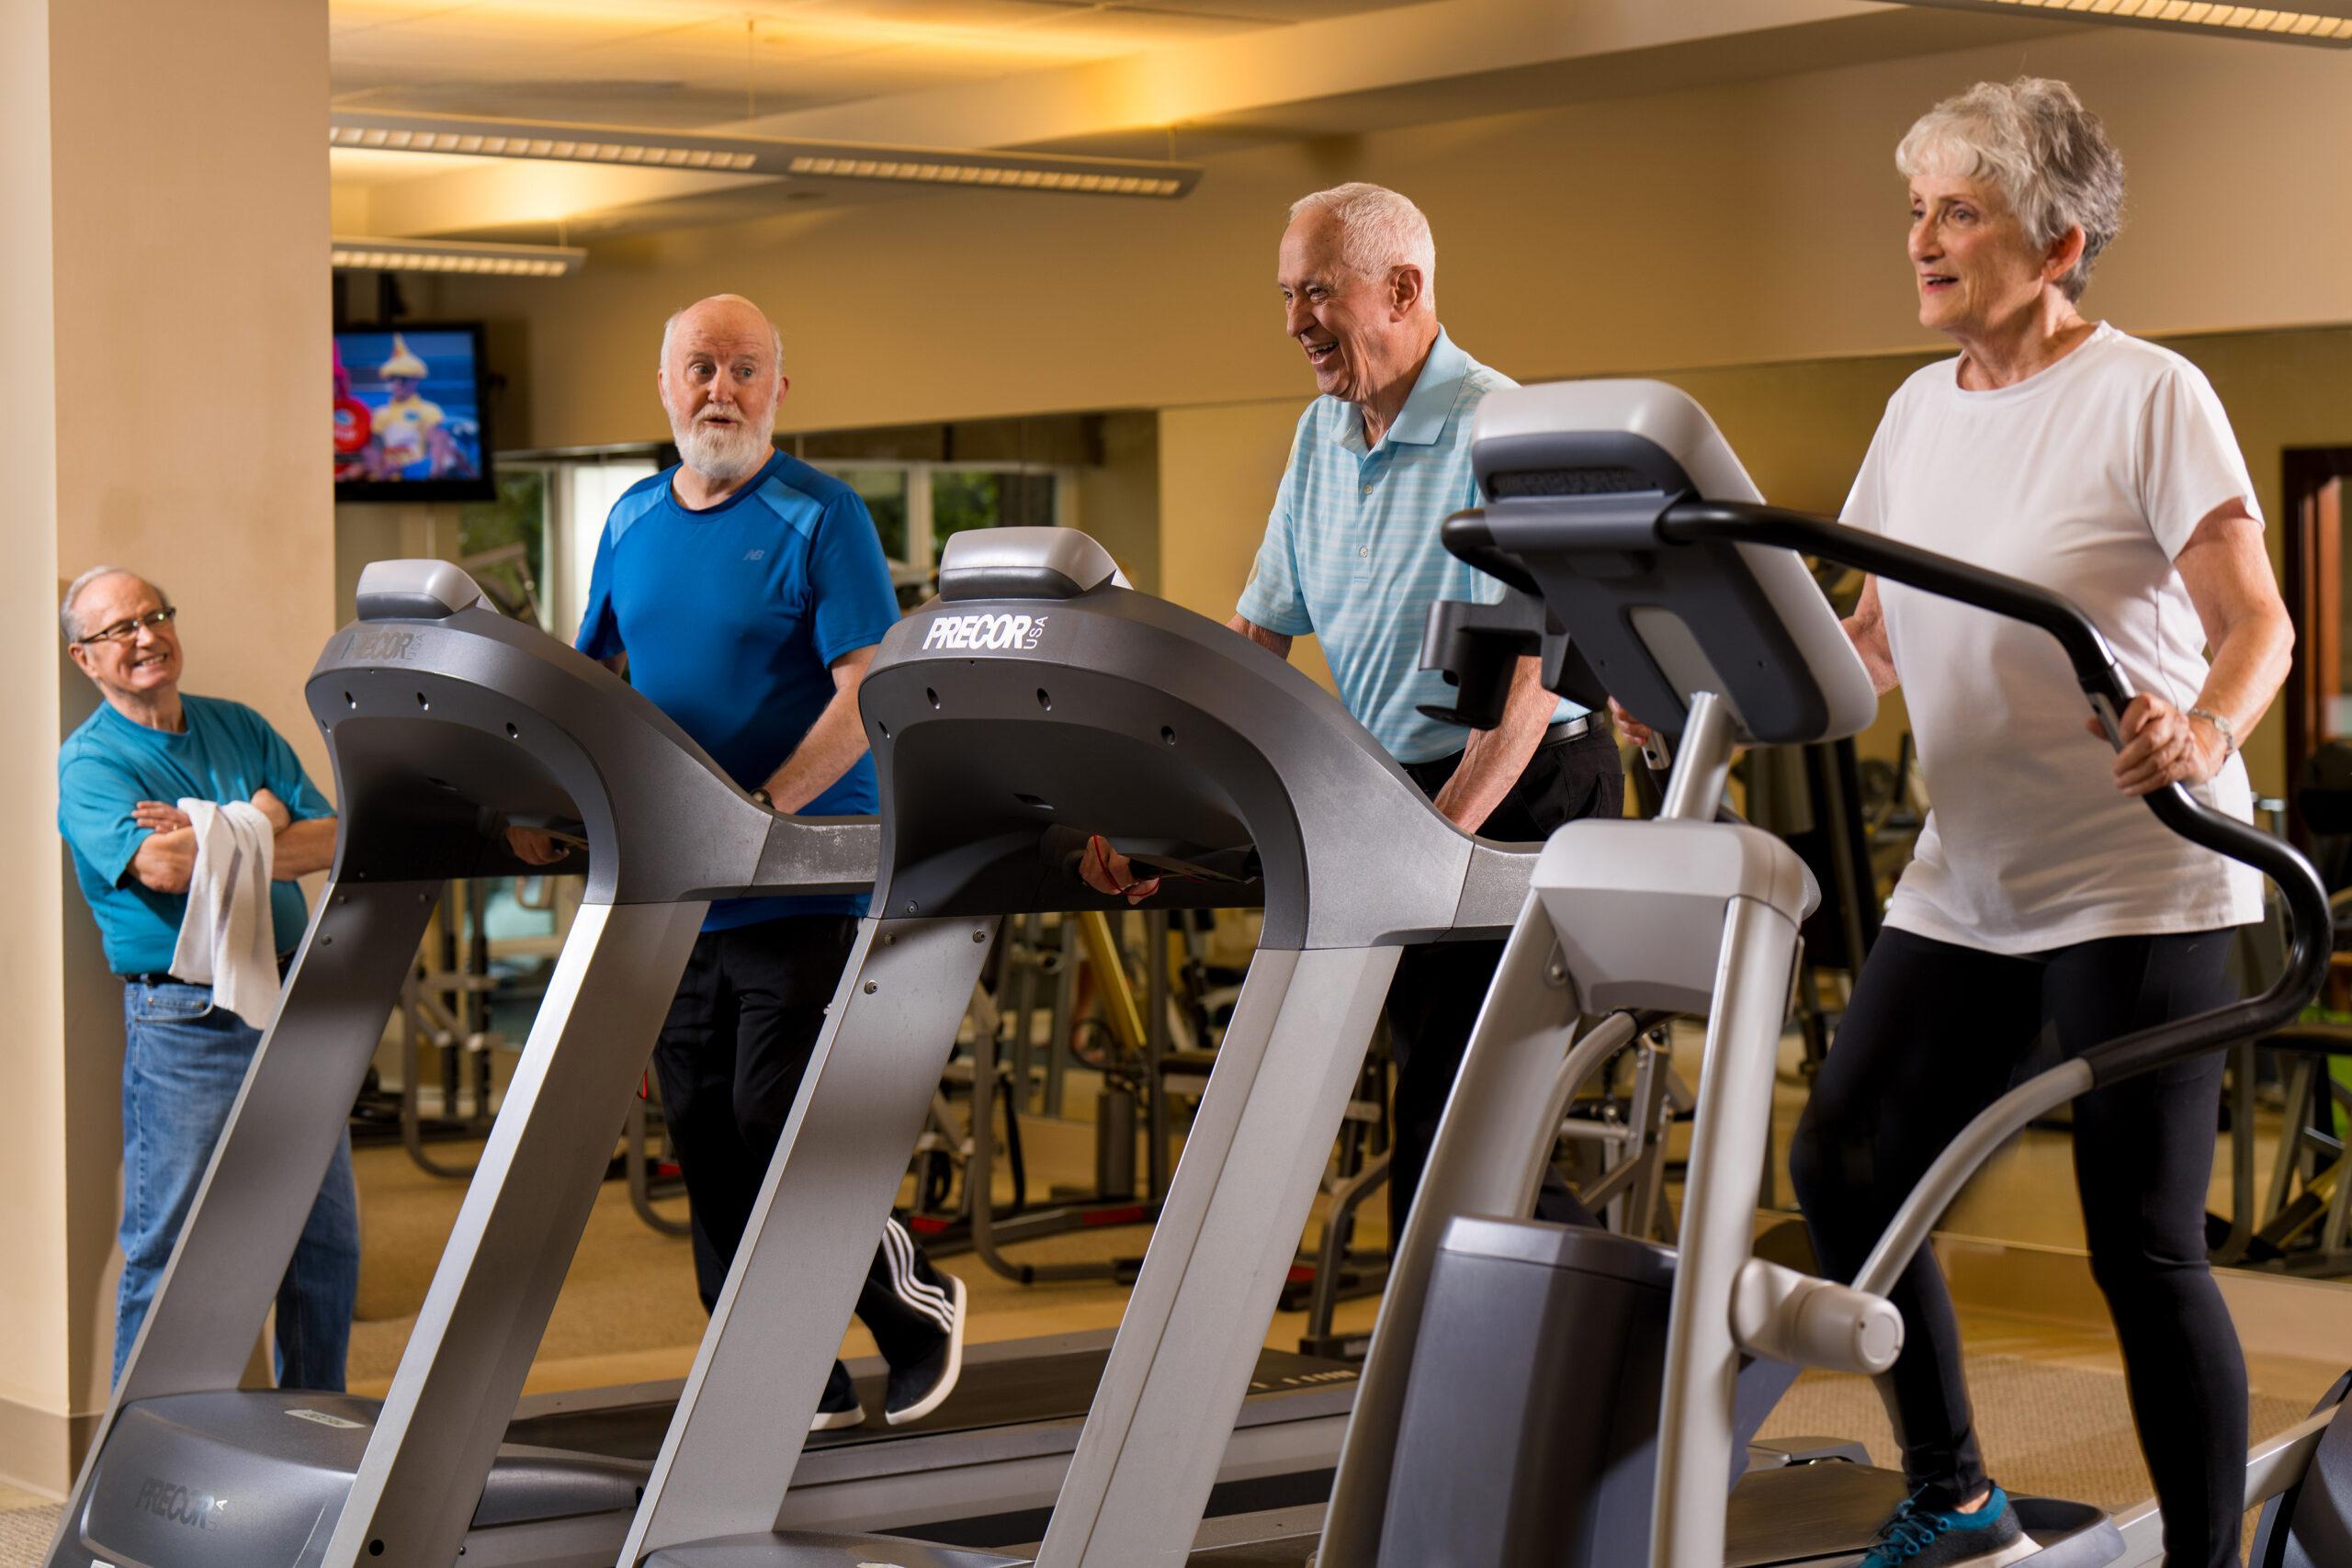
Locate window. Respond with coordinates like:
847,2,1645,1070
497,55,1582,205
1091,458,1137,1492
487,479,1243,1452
841,467,910,561
457,470,550,627
514,447,1073,630
550,457,662,641
841,464,1070,607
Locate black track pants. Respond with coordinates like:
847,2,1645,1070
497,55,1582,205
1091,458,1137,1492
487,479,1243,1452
653,914,956,1364
1790,925,2244,1568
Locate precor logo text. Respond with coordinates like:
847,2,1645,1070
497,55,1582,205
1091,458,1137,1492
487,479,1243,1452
922,613,1047,652
134,1476,227,1529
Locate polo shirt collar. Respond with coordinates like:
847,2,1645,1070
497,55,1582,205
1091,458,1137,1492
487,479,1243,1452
1329,326,1469,454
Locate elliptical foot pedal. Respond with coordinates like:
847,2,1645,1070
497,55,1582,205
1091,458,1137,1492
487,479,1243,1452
2002,1499,2124,1566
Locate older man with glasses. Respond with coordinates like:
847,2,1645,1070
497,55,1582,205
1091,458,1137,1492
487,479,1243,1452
55,566,357,1389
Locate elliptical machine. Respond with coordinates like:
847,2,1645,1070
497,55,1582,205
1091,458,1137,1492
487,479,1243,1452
1311,378,2335,1567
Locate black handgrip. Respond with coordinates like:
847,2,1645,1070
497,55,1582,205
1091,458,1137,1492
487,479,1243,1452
1433,511,1615,717
1658,501,2331,1086
1440,509,1544,597
1417,593,1543,728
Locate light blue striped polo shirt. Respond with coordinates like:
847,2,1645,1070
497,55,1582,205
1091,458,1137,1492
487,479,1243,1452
1236,327,1577,764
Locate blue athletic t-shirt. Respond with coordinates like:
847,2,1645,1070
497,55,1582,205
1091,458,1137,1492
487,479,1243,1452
57,694,336,976
578,451,899,928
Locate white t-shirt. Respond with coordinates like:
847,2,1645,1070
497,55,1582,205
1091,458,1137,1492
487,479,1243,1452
1844,323,2263,953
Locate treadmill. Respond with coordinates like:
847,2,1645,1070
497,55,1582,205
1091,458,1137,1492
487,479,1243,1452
611,527,1542,1566
44,559,1356,1568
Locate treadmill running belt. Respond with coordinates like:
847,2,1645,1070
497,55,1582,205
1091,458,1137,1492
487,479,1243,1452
504,1346,1357,1461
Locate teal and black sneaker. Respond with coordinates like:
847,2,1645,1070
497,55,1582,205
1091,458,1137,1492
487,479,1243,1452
1859,1485,2039,1566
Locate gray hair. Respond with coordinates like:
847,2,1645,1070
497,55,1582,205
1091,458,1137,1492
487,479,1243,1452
659,296,785,371
1896,77,2124,301
1287,183,1437,303
60,565,155,644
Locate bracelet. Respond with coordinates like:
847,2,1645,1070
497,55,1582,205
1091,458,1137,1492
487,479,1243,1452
752,787,775,808
2188,706,2237,758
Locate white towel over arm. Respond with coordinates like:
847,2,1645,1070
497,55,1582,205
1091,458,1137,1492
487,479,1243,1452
168,798,282,1030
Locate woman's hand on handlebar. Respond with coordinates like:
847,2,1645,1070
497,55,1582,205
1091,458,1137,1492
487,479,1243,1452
1078,833,1161,905
2089,693,2226,795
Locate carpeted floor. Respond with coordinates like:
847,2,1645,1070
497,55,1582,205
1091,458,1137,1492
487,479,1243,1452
0,1505,60,1563
1761,1357,2312,1513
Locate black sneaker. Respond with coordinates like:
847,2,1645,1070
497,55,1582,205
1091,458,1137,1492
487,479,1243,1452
810,1359,865,1432
884,1274,967,1427
1860,1485,2037,1567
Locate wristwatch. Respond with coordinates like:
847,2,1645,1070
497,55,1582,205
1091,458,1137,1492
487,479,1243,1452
752,787,775,809
2188,706,2237,758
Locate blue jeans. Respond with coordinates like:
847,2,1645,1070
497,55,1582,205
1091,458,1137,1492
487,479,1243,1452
117,979,360,1390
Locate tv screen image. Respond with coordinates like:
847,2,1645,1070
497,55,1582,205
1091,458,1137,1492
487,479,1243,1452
334,325,492,500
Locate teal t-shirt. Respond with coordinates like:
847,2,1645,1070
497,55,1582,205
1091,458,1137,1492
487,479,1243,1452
57,694,336,976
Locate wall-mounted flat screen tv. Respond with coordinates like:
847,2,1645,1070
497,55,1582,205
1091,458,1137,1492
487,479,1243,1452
334,323,494,502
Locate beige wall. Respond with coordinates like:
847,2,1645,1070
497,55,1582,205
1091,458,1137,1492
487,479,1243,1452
1069,411,1163,595
0,0,332,1495
434,25,2352,448
1158,399,1338,694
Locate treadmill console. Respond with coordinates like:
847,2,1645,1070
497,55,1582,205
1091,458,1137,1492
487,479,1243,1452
355,558,498,622
939,526,1131,602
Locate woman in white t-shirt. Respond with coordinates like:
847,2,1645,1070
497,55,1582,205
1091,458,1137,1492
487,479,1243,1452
1786,80,2295,1568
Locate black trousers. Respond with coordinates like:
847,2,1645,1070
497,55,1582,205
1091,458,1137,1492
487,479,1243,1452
1790,926,2243,1568
654,914,956,1365
1388,724,1627,1236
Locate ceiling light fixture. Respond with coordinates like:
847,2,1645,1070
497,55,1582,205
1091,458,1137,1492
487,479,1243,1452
329,110,1203,199
330,236,587,277
1896,0,2352,47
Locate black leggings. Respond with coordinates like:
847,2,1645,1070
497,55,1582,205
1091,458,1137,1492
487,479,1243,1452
1789,926,2243,1568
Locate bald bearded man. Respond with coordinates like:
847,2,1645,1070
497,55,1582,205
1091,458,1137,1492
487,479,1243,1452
560,295,967,1428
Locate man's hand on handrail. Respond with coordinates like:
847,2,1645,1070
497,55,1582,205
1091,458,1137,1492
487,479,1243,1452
1077,833,1161,905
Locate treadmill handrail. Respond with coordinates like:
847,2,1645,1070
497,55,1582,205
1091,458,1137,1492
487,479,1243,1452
1653,498,2330,1094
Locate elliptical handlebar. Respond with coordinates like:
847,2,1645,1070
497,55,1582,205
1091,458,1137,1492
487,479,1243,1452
1655,498,2331,1093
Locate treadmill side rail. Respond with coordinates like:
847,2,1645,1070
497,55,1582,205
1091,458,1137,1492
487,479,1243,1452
1035,943,1399,1567
1320,894,1588,1562
47,878,438,1568
627,916,1000,1560
323,898,709,1568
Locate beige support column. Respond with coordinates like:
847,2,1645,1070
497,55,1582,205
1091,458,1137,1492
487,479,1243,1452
0,0,332,1495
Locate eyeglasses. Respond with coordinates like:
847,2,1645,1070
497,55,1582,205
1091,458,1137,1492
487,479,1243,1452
75,606,176,646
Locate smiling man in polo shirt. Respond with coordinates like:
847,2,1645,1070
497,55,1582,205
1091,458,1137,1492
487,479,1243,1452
1088,184,1623,1237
